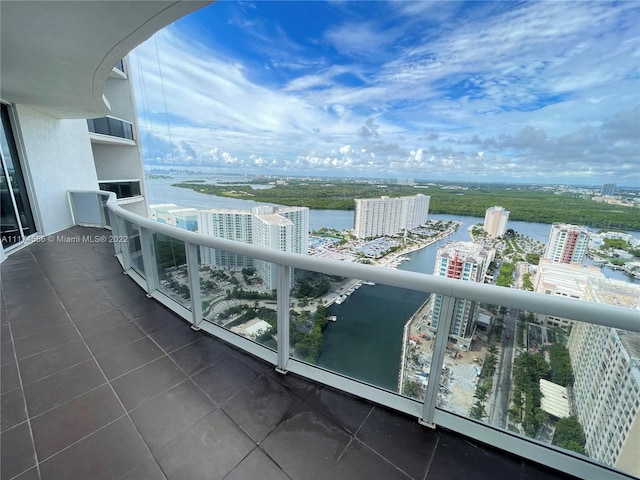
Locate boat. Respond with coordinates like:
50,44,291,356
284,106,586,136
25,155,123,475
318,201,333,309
335,295,346,305
327,315,337,322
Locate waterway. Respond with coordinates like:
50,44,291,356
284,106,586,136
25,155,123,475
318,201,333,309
146,177,639,391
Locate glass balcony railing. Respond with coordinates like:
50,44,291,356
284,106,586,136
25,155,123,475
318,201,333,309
87,116,134,140
98,180,141,199
114,59,125,73
67,190,640,480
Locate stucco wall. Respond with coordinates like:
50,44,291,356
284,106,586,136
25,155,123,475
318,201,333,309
14,104,98,234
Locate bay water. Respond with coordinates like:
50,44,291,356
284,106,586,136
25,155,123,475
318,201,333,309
146,177,639,390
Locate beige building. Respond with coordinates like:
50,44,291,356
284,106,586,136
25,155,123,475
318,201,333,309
483,206,510,238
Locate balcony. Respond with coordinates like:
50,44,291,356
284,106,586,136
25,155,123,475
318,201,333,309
1,191,637,480
87,117,135,145
0,226,575,480
98,181,142,200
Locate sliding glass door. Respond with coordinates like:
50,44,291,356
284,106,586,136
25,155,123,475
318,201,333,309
1,104,36,248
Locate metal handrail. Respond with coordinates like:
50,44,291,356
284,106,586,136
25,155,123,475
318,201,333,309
78,189,639,333
68,190,639,480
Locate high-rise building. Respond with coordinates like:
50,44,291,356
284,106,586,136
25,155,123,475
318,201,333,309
543,223,590,264
428,242,494,350
568,279,640,475
197,205,308,289
396,178,415,186
601,183,616,196
198,209,254,267
533,259,605,327
483,206,510,238
353,194,430,239
89,56,149,218
251,206,309,289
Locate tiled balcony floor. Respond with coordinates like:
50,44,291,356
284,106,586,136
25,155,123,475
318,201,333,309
1,227,577,480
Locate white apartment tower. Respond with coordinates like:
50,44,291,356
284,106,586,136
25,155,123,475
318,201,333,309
428,242,494,350
483,206,510,238
197,209,254,267
543,223,590,264
354,194,430,239
197,206,309,289
568,279,640,476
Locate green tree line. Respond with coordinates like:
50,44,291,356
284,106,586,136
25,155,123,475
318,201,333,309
173,182,640,230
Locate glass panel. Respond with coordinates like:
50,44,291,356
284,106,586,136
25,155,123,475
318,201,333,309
199,245,277,349
88,117,133,140
122,121,134,140
0,104,36,247
100,197,111,228
432,294,640,479
153,233,191,310
108,117,125,138
0,160,20,247
89,117,109,135
71,192,102,225
124,221,144,275
432,299,506,424
289,269,429,393
99,181,141,199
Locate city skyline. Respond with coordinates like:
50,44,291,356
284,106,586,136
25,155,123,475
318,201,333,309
130,1,639,186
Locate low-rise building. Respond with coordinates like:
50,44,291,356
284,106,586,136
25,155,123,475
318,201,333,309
533,259,605,327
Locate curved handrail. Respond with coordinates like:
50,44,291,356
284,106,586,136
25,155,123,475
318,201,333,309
73,189,639,480
81,189,639,333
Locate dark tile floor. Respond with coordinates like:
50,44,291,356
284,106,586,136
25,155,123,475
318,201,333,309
1,227,577,480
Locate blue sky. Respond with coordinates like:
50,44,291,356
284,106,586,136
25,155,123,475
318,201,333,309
130,1,640,185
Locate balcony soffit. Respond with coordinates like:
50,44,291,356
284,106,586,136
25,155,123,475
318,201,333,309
0,1,211,119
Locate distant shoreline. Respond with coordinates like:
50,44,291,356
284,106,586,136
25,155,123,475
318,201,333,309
169,180,640,231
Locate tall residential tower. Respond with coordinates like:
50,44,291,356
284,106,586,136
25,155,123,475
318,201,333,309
427,242,494,350
353,194,430,239
483,206,510,238
568,279,640,476
198,206,309,289
543,223,590,264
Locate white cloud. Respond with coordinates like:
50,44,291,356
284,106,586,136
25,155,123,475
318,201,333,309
130,1,639,184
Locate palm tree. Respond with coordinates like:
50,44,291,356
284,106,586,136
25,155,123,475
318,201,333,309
474,384,489,407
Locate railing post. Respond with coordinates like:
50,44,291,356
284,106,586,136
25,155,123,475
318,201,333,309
106,206,121,255
68,192,78,225
186,242,203,330
115,216,131,272
139,227,158,296
276,265,291,373
421,294,456,427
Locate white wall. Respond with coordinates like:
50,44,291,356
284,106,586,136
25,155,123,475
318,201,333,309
14,104,98,234
103,76,136,122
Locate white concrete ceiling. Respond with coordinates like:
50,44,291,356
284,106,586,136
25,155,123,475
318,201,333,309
0,1,211,118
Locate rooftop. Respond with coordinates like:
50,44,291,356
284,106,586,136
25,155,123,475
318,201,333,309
1,226,576,480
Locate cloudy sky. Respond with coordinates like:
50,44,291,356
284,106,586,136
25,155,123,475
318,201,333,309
130,1,640,186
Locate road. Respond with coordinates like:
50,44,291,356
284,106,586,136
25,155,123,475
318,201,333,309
489,308,518,428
